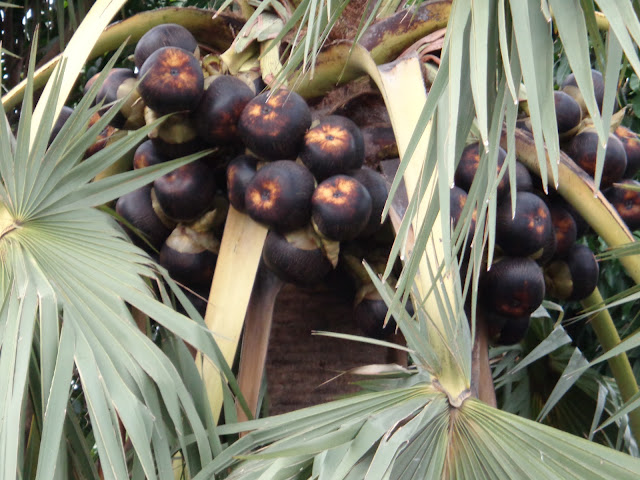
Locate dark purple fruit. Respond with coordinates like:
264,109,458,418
455,142,510,198
138,47,204,115
300,115,365,180
226,154,258,212
544,244,599,301
133,139,168,169
262,228,332,286
159,225,218,290
556,198,590,237
244,160,315,232
312,175,372,241
614,126,640,179
49,106,74,144
554,90,582,137
450,185,477,235
145,110,204,159
347,167,389,237
361,125,398,163
94,68,138,128
115,184,172,251
194,75,255,145
353,289,396,340
486,312,531,346
134,23,199,69
480,256,545,318
561,69,605,115
238,88,311,160
565,128,627,189
495,191,555,260
605,179,640,231
514,161,534,192
84,124,119,159
547,201,578,258
153,159,217,223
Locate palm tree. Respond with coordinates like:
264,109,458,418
3,0,640,478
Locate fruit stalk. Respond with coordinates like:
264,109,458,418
195,208,268,423
236,265,284,424
581,288,640,445
471,314,497,407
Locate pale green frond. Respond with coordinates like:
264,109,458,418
507,326,573,375
550,0,608,147
197,383,441,479
0,279,38,479
35,322,77,480
593,29,624,189
536,348,590,422
601,391,640,432
456,399,640,479
510,0,559,191
469,0,491,149
0,7,236,476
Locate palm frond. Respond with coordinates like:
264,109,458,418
0,3,235,477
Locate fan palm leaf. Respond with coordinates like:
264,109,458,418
0,2,236,478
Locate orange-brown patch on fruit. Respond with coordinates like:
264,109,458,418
152,50,200,91
528,207,549,236
248,180,281,210
315,178,356,207
305,125,350,153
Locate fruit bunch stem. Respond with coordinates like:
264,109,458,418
582,288,640,446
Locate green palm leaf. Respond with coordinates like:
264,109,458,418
0,4,235,478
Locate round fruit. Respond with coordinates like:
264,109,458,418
480,256,545,318
238,88,312,160
561,69,605,115
115,184,172,252
614,126,640,179
565,128,627,189
514,161,534,192
300,115,365,180
153,159,218,223
138,47,204,115
554,90,582,137
194,75,255,145
145,109,203,159
134,23,199,69
353,288,397,340
312,175,373,241
544,243,599,301
361,125,398,162
159,225,218,291
605,179,640,231
226,154,259,212
133,139,168,169
495,191,555,259
455,142,510,199
262,228,332,286
486,312,531,346
347,166,389,237
49,105,74,145
244,160,316,232
94,68,139,128
450,185,477,235
547,201,578,258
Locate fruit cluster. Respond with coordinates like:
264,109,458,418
52,22,640,348
454,68,640,346
60,23,396,315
